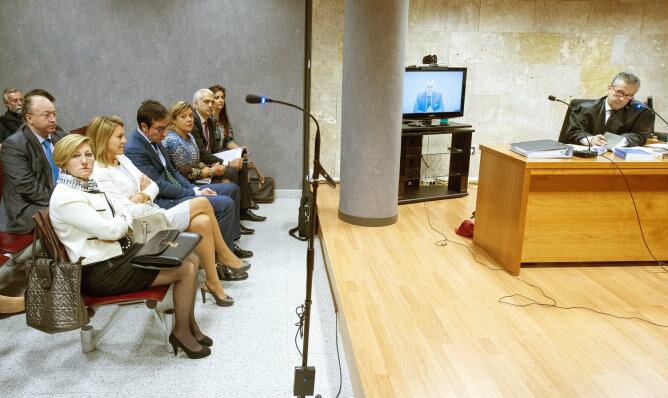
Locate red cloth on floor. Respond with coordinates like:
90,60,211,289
455,219,474,237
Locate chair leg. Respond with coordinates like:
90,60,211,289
80,306,124,353
155,308,175,353
80,325,96,353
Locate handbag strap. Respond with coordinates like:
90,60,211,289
248,162,266,185
32,208,69,263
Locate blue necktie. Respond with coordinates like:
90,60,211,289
42,139,59,183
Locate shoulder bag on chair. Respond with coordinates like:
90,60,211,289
131,229,202,270
248,163,275,203
25,226,90,334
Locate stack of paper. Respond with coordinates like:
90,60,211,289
509,139,573,158
213,148,243,165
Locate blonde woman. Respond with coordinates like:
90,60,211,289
49,134,208,358
87,116,249,308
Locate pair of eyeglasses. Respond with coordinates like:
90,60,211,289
150,125,168,133
27,112,57,120
610,86,634,100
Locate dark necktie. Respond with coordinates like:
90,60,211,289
151,142,182,187
426,96,432,110
42,138,59,184
605,109,617,130
203,122,210,147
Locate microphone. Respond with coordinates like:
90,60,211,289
245,94,270,104
630,100,668,128
549,95,597,158
246,94,336,188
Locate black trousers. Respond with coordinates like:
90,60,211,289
217,163,251,211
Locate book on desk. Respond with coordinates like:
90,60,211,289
613,147,654,161
509,139,573,158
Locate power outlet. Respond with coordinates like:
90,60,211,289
293,366,316,396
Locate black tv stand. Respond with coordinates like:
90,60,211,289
398,121,474,204
403,119,449,127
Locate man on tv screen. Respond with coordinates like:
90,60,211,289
413,80,444,113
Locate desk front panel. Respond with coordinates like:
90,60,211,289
522,170,668,263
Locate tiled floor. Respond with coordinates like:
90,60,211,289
0,198,354,397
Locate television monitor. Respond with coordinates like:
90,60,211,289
402,66,467,121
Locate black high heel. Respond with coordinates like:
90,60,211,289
198,334,213,347
216,263,249,281
169,332,211,359
200,283,234,307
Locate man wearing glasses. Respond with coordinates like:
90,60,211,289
0,91,68,233
565,71,655,148
0,88,24,139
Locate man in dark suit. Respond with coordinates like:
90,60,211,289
0,88,23,135
0,93,67,233
412,81,444,113
124,100,252,258
191,89,265,223
565,71,655,147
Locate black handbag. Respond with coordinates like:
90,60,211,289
248,164,275,203
131,229,202,270
25,211,90,334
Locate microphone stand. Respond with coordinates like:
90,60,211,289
248,97,334,397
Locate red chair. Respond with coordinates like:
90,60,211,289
69,125,88,136
0,162,33,266
31,208,175,354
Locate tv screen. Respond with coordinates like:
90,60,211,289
402,67,467,120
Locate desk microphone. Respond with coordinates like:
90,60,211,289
548,95,597,158
630,100,668,128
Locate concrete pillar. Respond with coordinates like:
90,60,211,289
338,0,408,226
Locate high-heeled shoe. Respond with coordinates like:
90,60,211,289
197,334,213,347
169,332,211,359
200,283,234,307
216,264,249,281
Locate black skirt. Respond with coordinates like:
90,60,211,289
81,244,159,297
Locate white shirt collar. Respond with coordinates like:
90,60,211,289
30,129,51,144
137,128,154,145
196,110,208,125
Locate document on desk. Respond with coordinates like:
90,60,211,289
509,139,573,158
603,132,625,151
213,148,243,165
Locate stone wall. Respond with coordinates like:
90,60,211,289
312,0,668,180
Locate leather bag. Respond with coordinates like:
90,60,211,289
25,226,90,334
131,209,169,244
248,164,275,203
131,229,202,270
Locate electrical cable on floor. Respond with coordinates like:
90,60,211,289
600,153,668,273
294,304,305,358
421,199,668,329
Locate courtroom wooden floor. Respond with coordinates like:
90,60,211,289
317,186,668,397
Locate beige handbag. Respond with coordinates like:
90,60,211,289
131,205,169,244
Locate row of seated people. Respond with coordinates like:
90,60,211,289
0,87,268,359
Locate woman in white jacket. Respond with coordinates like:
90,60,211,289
49,134,209,359
87,116,249,307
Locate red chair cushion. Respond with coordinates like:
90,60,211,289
83,285,170,307
0,232,33,253
0,255,9,266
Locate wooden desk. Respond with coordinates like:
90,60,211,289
474,145,668,275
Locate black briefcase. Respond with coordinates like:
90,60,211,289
132,230,202,270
